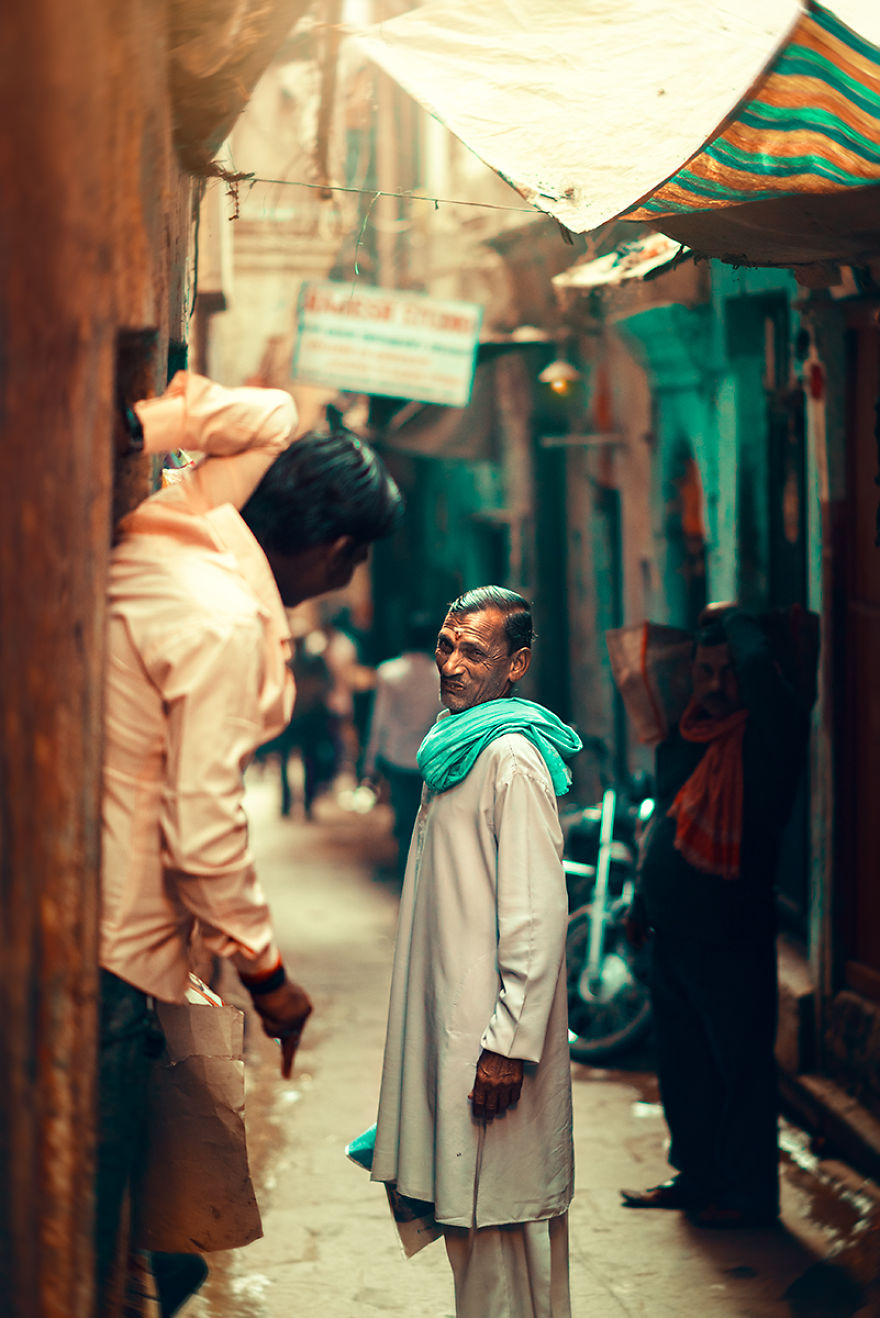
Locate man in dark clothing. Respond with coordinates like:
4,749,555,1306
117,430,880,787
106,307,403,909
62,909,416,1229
621,605,809,1228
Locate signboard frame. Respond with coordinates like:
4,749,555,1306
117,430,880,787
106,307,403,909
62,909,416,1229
291,280,483,408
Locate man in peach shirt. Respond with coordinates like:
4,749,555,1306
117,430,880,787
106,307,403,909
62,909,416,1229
98,372,403,1311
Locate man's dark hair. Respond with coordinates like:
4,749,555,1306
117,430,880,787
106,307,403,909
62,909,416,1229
239,429,404,555
695,620,727,650
446,585,533,653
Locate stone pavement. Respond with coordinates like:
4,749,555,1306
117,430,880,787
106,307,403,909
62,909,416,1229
186,772,880,1318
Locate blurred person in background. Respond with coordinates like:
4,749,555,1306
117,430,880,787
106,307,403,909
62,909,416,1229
290,629,340,818
250,630,336,820
99,373,403,1312
327,605,377,773
621,603,809,1229
321,612,361,775
362,611,441,878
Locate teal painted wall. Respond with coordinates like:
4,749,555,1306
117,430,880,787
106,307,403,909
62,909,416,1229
420,457,506,597
710,265,803,612
614,264,803,626
368,450,506,662
613,302,714,629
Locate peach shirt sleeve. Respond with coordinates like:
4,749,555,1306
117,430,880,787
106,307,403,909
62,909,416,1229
155,616,283,976
133,370,297,513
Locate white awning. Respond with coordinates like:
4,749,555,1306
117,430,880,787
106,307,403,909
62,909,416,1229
354,0,880,266
354,0,803,234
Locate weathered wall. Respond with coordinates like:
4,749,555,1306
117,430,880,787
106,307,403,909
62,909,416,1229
802,301,848,1013
201,47,352,386
0,4,192,1314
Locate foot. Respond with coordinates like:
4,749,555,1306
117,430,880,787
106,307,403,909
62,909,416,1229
689,1203,779,1230
620,1177,708,1210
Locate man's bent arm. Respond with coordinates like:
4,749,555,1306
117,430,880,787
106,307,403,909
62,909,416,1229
132,371,297,514
721,608,807,747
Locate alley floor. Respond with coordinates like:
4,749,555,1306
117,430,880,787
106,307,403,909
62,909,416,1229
186,769,880,1318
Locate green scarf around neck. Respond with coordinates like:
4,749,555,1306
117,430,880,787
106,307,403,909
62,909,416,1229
417,697,582,796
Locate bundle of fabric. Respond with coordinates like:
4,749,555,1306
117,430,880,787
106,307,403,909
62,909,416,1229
417,697,582,797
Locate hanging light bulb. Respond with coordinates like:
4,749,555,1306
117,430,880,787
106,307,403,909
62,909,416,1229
538,357,581,396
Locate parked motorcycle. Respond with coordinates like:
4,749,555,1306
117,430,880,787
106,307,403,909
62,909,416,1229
561,774,655,1064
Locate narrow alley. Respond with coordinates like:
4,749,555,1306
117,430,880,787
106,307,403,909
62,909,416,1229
188,774,880,1318
9,7,880,1316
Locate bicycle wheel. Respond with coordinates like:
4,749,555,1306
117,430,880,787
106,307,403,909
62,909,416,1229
566,904,652,1063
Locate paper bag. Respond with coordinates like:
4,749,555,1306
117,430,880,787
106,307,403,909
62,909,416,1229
131,999,263,1254
606,622,693,745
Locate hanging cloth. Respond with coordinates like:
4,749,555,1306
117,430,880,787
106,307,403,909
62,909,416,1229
667,697,749,879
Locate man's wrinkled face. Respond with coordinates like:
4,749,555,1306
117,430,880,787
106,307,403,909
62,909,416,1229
691,643,741,719
435,607,529,713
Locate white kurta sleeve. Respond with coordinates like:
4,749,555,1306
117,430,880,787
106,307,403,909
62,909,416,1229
480,760,568,1063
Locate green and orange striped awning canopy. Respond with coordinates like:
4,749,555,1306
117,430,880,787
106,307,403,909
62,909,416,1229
358,0,880,268
626,3,880,218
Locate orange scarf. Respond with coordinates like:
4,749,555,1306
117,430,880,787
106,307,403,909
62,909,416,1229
667,698,749,880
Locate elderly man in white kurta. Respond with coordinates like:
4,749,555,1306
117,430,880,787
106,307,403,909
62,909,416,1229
371,585,582,1318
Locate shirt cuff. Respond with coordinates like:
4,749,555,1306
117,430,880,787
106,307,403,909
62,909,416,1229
238,957,286,994
133,380,187,455
229,940,283,979
480,1018,543,1064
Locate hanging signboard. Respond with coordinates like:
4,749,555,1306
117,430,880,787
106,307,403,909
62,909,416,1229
292,280,483,407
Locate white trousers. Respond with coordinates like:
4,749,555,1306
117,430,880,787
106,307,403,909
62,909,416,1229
444,1214,571,1318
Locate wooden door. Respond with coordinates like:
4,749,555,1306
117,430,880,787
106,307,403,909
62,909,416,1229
840,322,880,994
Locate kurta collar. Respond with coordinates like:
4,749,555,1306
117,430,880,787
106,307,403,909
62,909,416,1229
206,504,292,645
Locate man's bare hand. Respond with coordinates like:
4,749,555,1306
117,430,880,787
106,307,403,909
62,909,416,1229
468,1049,524,1121
250,980,313,1079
